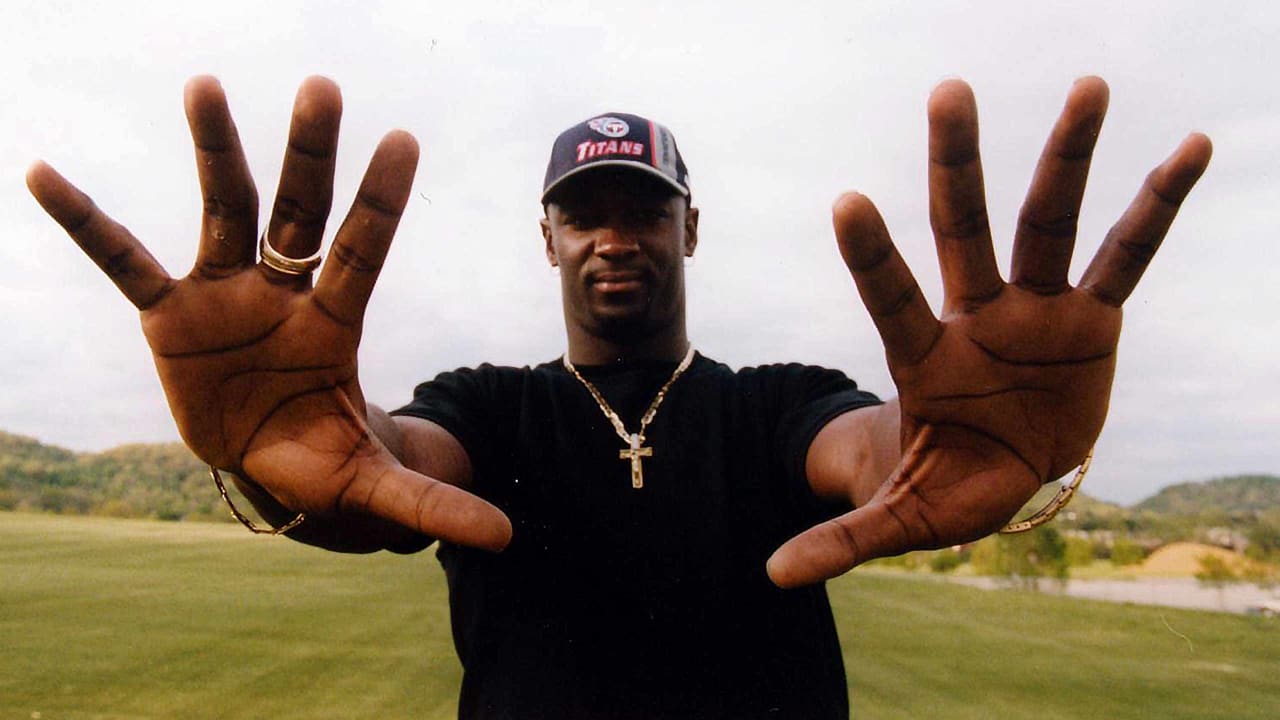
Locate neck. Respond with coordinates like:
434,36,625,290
565,324,691,366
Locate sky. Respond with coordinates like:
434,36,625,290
1,1,1276,505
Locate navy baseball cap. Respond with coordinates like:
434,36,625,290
542,112,690,204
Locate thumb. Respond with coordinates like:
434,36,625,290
766,425,938,588
352,462,513,551
766,502,915,588
768,424,1044,587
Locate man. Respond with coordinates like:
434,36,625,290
27,75,1210,718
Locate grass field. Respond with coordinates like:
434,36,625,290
2,512,1277,719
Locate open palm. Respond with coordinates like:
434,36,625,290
770,78,1211,586
28,77,510,551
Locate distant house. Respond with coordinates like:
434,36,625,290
1204,526,1249,552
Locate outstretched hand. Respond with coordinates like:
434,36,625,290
769,77,1211,587
27,77,511,551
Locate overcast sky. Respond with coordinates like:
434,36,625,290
2,1,1276,505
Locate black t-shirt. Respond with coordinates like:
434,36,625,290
393,354,880,719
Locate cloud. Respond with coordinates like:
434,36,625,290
3,0,1276,502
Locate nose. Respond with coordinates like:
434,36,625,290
592,224,639,260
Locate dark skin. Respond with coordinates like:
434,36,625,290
27,77,509,553
27,75,1211,589
540,171,699,365
776,77,1211,586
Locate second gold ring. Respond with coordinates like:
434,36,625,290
260,231,322,275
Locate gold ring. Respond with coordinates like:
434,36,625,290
260,231,322,275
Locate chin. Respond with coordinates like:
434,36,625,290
575,290,681,344
589,313,654,342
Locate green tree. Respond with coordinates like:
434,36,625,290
1245,509,1280,563
1064,536,1095,567
1110,537,1146,567
1194,554,1239,610
929,549,965,574
970,527,1069,590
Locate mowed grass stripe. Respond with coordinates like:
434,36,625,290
2,513,459,720
830,572,1279,719
3,512,1278,719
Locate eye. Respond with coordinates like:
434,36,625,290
626,207,669,225
562,211,602,229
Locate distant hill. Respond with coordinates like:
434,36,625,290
1063,491,1126,515
3,429,1277,530
1133,475,1280,516
0,430,222,522
0,430,77,465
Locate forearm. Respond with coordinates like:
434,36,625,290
806,397,902,507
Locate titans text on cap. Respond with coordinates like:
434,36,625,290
543,112,690,203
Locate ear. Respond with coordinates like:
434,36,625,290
683,205,699,257
540,216,558,267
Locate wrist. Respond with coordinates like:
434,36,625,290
210,466,306,535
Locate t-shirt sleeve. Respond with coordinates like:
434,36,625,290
770,364,883,499
389,364,511,482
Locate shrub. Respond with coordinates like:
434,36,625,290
1110,538,1146,566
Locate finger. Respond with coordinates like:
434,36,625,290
1010,77,1110,293
351,464,512,551
1080,133,1213,306
767,505,904,588
833,192,941,365
767,432,934,588
186,76,258,277
928,79,1003,308
313,130,420,326
26,161,174,310
767,424,1040,588
263,76,342,268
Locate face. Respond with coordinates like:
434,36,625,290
541,170,699,345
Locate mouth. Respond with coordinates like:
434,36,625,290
589,269,648,294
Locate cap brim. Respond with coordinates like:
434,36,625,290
541,160,689,204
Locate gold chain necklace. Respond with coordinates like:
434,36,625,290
562,345,696,489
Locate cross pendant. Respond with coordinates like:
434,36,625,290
618,433,653,489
